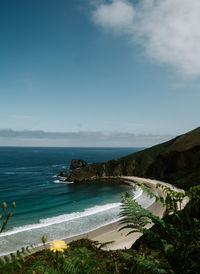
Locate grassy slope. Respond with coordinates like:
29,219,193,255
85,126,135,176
67,127,200,190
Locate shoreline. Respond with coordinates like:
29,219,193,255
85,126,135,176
23,177,170,255
55,176,188,250
0,176,188,257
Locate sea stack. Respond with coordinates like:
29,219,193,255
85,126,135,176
70,159,88,170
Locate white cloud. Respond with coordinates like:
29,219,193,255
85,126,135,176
92,0,200,78
92,0,135,33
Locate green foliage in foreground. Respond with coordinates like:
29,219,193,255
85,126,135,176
0,245,34,274
1,183,200,273
2,239,169,274
0,201,16,233
0,200,36,273
120,184,200,273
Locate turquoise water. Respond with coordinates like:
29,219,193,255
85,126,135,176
0,147,143,255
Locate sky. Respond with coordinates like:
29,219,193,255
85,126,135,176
0,0,200,146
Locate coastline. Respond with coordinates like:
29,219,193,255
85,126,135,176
59,176,188,250
26,176,178,255
1,176,188,257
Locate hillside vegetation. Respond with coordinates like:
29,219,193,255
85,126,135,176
63,127,200,190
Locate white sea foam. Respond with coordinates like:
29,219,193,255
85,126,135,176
53,180,61,183
0,185,154,239
51,164,65,168
0,184,156,256
42,203,121,224
4,171,40,175
133,188,143,200
0,203,121,238
53,180,74,184
15,166,39,170
0,202,123,255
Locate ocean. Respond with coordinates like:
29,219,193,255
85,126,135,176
0,146,144,255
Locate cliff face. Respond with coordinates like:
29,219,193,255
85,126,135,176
64,127,200,190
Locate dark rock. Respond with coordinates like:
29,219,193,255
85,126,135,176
70,159,88,170
58,171,65,177
63,127,200,190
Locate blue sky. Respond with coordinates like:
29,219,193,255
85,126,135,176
0,0,200,146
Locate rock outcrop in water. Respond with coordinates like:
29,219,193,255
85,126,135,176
58,159,88,179
60,127,200,190
70,159,88,170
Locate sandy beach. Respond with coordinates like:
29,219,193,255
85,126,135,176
63,176,188,250
1,176,188,258
31,176,188,254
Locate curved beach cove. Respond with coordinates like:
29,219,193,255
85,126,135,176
60,176,187,251
0,147,187,256
0,180,156,256
0,147,144,256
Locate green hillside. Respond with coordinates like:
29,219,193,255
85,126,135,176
63,127,200,190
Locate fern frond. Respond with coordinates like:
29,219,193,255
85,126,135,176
3,256,10,264
98,241,114,249
119,192,165,236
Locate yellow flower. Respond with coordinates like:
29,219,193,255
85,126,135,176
50,240,69,253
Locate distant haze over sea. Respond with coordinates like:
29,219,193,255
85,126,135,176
0,129,174,147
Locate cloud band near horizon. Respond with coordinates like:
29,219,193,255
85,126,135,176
0,129,174,147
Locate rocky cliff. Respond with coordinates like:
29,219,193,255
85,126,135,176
62,127,200,190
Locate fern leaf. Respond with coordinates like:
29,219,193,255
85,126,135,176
26,246,31,253
16,250,25,262
0,258,4,266
3,256,10,264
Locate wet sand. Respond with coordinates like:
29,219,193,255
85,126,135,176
1,176,188,257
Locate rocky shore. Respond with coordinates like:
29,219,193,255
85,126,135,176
57,127,200,190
